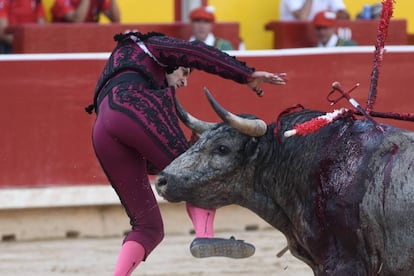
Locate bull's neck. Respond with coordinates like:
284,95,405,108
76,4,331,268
241,190,293,234
239,154,304,235
239,132,316,236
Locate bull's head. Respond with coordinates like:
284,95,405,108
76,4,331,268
155,88,269,209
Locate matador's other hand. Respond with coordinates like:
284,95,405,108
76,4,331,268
248,71,287,97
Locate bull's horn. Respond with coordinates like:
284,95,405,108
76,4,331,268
204,87,267,137
174,96,216,134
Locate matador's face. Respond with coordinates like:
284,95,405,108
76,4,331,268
166,67,191,89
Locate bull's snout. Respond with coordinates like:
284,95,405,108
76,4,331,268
154,174,167,195
154,173,184,203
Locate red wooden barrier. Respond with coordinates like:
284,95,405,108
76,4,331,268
265,19,408,49
7,23,241,53
1,47,413,188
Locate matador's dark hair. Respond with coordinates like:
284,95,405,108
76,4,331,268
113,31,166,42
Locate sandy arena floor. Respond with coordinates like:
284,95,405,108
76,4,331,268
0,228,313,276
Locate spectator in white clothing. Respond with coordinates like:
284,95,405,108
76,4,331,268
280,0,350,21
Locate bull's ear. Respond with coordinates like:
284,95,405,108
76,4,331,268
174,96,216,134
244,137,260,158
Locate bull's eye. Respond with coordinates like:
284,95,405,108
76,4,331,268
214,145,231,155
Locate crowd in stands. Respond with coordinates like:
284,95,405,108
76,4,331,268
0,1,385,53
50,0,120,23
0,0,46,53
278,0,388,47
0,0,120,53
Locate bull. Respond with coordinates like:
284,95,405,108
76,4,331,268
155,89,414,276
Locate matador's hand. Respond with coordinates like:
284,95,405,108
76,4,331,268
247,71,287,97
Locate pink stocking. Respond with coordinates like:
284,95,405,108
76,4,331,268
114,241,145,276
186,203,216,238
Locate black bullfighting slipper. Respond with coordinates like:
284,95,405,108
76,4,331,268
189,236,255,258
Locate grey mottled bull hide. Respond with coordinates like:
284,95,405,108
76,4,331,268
155,92,414,276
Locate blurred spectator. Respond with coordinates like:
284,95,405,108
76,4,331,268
0,0,46,54
189,6,245,50
280,0,350,21
51,0,120,23
312,10,357,47
356,3,382,20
